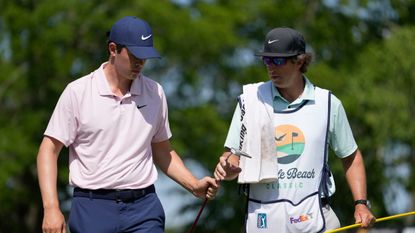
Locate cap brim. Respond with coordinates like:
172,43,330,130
127,46,161,59
254,51,298,57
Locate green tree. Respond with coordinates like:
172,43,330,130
346,25,415,226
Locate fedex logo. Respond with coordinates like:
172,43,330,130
289,213,313,224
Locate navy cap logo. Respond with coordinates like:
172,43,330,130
141,34,152,40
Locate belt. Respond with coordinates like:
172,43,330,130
73,185,155,203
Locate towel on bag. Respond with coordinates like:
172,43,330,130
237,81,278,183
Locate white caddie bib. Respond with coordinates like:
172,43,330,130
245,87,331,233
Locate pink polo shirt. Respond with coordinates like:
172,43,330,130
44,63,172,189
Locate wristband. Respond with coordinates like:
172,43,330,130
354,199,371,208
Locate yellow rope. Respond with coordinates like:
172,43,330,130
325,211,415,233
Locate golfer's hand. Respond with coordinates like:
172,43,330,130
42,207,66,233
214,153,242,181
354,204,376,228
193,176,220,200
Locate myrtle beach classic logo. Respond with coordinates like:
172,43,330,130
275,124,305,164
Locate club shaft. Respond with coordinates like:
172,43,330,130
188,198,208,233
325,211,415,233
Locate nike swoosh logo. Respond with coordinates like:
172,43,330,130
268,39,279,44
137,104,147,109
141,34,152,40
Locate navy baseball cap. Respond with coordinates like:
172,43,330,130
108,16,160,59
255,27,305,57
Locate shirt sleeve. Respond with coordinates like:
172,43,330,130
328,95,358,158
152,85,172,143
44,85,77,147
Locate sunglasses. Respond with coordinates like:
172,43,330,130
262,57,289,66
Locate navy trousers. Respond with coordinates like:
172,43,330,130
68,192,165,233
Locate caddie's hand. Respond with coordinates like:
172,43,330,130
42,207,66,233
354,204,376,228
214,153,241,181
193,176,220,200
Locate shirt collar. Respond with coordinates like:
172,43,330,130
271,76,315,104
96,63,112,96
96,62,143,96
130,75,142,96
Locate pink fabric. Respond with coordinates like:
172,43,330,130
45,63,171,189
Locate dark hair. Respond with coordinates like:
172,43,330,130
106,30,125,54
291,53,312,73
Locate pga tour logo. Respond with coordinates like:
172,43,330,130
257,213,267,229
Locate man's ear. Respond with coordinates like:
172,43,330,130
295,57,305,68
108,42,117,56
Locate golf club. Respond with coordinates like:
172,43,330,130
187,148,250,233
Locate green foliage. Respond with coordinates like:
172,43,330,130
346,26,415,225
1,0,415,232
